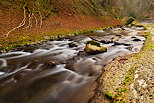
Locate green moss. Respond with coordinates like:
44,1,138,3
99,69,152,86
123,68,135,85
0,24,119,52
105,91,113,99
87,40,101,47
120,88,127,93
145,32,150,38
148,45,154,49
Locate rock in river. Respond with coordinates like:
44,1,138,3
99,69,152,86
112,36,119,42
68,42,78,48
133,38,142,41
84,40,107,55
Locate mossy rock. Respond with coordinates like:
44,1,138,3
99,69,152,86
112,36,119,42
84,40,107,55
124,17,135,25
86,40,101,47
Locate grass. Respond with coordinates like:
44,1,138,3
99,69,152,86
0,24,116,52
0,27,109,52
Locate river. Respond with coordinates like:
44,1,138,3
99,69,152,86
0,25,147,103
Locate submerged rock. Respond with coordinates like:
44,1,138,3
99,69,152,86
68,42,78,48
84,40,107,55
44,61,57,67
116,34,122,37
100,40,112,44
133,38,142,41
122,43,131,46
131,36,137,38
121,28,125,30
114,42,122,45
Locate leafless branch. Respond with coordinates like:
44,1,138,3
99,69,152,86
5,5,27,37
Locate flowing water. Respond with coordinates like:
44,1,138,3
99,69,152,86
0,26,147,103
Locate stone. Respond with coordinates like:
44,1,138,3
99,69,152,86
122,43,131,46
131,36,137,38
112,36,119,42
84,40,107,55
100,40,112,44
116,34,122,37
121,28,125,30
77,51,86,56
133,38,141,41
68,42,78,48
125,17,135,25
44,61,56,67
114,42,122,45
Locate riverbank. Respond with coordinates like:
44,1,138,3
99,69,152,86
0,0,122,52
90,21,154,103
0,13,122,52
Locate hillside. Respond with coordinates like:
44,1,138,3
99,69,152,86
0,0,123,51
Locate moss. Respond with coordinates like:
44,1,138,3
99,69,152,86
120,88,127,93
105,91,113,99
86,40,101,47
0,24,120,52
11,44,22,48
148,45,154,49
145,32,150,38
0,27,99,52
125,17,135,25
105,88,127,102
123,68,135,85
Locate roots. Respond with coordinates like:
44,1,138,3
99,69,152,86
25,13,33,29
5,5,27,37
39,11,43,28
5,4,44,37
4,1,56,37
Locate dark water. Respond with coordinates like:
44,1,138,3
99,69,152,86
0,26,146,103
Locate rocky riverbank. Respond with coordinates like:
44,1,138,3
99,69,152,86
90,21,154,103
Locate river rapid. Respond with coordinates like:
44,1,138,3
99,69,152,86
0,25,147,103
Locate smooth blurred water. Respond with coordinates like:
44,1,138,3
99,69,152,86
0,26,146,103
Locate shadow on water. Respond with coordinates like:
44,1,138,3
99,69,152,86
0,25,147,103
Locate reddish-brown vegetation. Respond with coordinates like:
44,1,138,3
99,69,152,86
0,12,122,36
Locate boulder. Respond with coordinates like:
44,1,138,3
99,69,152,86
84,40,107,55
